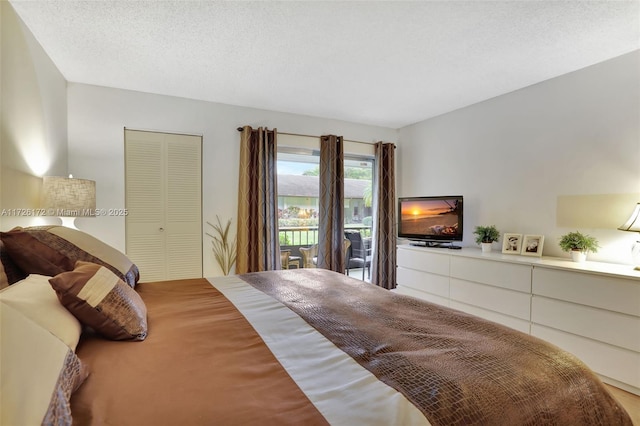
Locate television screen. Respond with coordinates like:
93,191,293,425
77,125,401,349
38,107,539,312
398,196,463,245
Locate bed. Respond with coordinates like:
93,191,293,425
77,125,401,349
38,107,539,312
0,226,633,425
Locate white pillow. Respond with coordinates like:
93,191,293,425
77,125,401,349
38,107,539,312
1,303,87,426
0,274,82,350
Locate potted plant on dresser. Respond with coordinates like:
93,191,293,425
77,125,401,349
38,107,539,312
473,225,500,253
558,230,599,262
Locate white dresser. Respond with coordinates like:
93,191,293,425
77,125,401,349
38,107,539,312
395,244,640,395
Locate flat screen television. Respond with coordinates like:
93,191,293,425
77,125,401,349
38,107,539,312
398,195,463,247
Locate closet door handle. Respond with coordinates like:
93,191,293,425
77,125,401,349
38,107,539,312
159,227,164,232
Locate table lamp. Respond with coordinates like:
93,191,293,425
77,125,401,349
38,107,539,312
42,175,96,229
618,202,640,270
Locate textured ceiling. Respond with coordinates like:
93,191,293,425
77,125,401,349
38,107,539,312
9,1,640,128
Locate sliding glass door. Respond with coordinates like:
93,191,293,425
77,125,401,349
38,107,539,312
276,146,373,279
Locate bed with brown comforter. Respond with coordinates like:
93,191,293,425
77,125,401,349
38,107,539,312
69,269,632,426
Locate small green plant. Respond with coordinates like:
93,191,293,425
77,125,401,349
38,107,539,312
279,234,291,245
558,231,599,254
473,225,500,244
206,216,237,275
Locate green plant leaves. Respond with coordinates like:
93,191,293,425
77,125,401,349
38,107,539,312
206,216,237,275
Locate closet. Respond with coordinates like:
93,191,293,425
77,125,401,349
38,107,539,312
124,129,202,281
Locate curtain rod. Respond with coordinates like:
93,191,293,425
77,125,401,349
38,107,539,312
236,127,395,148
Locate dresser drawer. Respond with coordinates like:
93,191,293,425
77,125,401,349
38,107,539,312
450,256,531,292
449,301,531,334
397,248,449,275
532,267,640,316
397,266,449,298
395,286,450,307
532,296,640,352
532,324,640,389
450,278,531,320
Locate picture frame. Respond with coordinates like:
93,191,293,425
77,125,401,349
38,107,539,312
501,233,522,254
521,235,544,257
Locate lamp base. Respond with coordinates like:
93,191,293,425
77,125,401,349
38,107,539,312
632,240,640,271
59,217,78,229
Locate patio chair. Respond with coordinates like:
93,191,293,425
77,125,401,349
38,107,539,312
344,230,371,280
280,250,290,269
299,244,318,269
299,239,351,273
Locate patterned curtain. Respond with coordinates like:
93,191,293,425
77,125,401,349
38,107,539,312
317,135,346,273
236,126,281,273
371,142,397,289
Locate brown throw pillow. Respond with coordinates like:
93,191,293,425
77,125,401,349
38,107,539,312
49,261,148,341
1,230,75,276
0,239,27,285
1,226,139,287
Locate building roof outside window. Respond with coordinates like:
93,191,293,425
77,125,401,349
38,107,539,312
278,175,369,199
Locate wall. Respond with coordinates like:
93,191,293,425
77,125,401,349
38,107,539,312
0,2,68,230
67,84,397,276
6,0,637,269
398,51,640,264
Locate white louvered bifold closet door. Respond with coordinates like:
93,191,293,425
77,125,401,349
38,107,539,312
125,129,202,282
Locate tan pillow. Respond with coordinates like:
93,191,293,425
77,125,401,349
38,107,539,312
1,303,88,426
49,261,148,341
0,274,82,350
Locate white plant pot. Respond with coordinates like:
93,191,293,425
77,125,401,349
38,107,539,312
571,251,587,263
481,242,493,253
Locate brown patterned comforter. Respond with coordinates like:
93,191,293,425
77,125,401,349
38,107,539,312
240,269,632,426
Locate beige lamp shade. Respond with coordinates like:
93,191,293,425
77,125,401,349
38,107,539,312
618,203,640,232
42,176,96,217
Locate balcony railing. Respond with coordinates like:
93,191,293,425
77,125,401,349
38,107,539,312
279,224,371,256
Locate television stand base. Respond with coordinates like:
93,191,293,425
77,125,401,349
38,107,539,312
409,241,457,249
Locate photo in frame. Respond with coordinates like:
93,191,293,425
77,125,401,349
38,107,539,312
501,233,522,254
521,235,544,257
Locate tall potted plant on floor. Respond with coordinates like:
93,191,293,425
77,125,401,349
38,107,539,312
559,231,599,262
474,225,500,253
206,216,237,275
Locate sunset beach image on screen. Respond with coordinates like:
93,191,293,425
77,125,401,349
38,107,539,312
399,198,461,237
